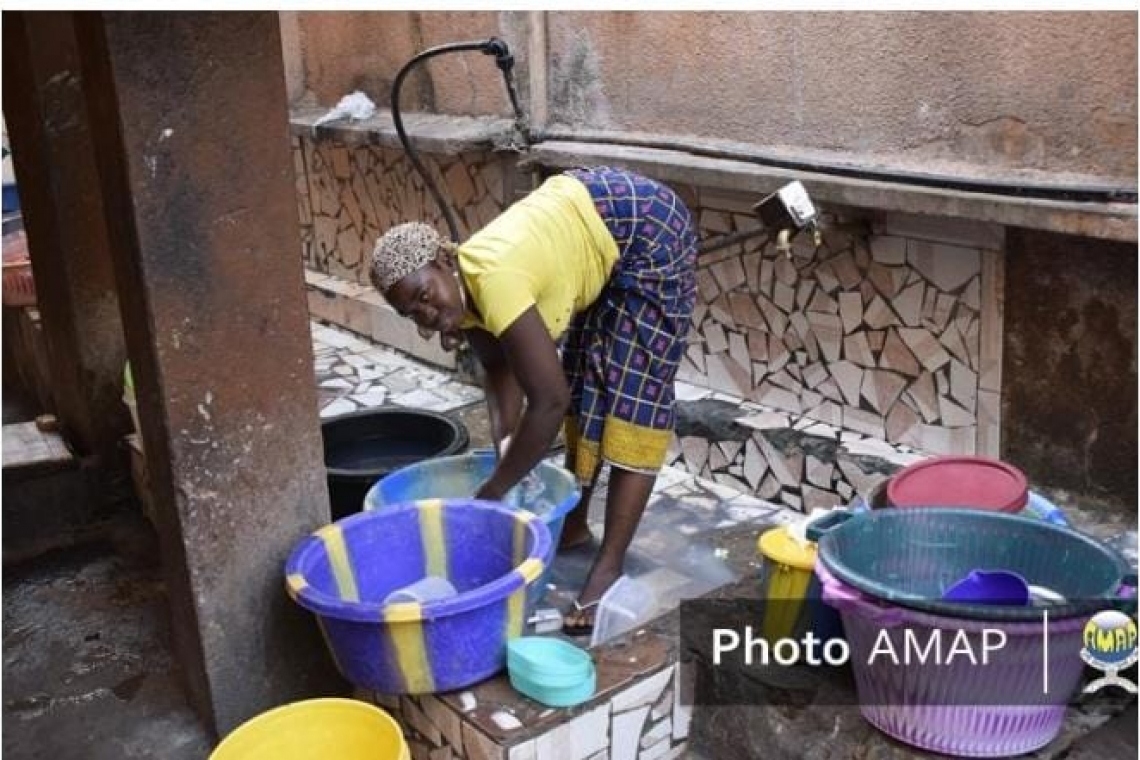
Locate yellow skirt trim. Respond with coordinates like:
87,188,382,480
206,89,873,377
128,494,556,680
564,415,671,483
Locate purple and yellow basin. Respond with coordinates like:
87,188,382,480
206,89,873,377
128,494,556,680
286,498,552,694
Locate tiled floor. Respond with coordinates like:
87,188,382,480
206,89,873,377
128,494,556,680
2,421,72,469
309,319,804,632
312,321,482,417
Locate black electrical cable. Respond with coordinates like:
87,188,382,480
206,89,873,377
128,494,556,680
391,38,527,243
529,128,1137,205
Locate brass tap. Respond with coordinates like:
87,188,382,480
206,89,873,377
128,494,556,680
776,228,793,259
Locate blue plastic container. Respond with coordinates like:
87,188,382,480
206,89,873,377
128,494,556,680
2,183,19,214
817,508,1130,622
366,452,580,600
1022,491,1069,526
286,499,553,694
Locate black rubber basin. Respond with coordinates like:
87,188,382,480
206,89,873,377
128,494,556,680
321,406,469,520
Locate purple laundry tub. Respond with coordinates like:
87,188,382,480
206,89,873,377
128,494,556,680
286,499,552,694
817,562,1089,757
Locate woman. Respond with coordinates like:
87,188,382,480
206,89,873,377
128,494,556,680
370,166,697,634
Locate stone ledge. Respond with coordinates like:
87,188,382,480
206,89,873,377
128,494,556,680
305,269,458,371
670,383,926,513
524,140,1137,243
290,107,517,155
359,626,690,760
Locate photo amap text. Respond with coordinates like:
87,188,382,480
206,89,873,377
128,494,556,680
713,627,1009,667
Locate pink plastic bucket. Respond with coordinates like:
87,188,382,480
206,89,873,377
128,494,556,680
816,562,1088,757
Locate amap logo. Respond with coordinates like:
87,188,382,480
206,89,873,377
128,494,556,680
1080,610,1138,694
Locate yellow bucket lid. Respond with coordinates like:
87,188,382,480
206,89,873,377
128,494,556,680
757,526,817,570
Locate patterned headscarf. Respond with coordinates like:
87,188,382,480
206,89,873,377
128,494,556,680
370,222,454,292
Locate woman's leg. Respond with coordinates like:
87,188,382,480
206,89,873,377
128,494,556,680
558,313,603,550
563,465,655,628
558,456,600,549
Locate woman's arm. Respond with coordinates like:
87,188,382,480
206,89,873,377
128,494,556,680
466,328,524,453
469,306,569,500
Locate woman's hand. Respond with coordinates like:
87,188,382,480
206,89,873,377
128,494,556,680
474,479,507,502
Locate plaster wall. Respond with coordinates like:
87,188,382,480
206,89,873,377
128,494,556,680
282,11,1137,183
285,9,1137,507
281,11,522,114
1002,229,1137,509
545,12,1135,182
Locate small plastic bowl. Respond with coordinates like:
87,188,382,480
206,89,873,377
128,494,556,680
506,637,596,706
942,569,1030,606
507,637,594,678
508,664,596,708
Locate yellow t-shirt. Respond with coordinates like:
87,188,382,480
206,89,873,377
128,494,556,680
458,175,619,339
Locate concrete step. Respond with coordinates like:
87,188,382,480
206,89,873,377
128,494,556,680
3,422,132,564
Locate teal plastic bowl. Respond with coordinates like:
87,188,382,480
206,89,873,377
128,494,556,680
817,508,1131,621
508,637,594,678
506,637,596,707
509,669,596,708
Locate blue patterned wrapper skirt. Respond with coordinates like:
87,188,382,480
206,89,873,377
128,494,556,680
561,166,698,483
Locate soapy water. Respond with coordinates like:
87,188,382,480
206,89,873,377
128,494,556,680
503,470,556,518
379,453,562,518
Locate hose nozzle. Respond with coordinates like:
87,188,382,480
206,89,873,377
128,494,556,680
482,38,515,73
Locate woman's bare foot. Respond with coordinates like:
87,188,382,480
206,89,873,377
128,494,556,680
558,524,595,551
562,563,623,635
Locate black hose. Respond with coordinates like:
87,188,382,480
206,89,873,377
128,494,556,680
391,38,527,243
698,226,769,256
529,127,1137,205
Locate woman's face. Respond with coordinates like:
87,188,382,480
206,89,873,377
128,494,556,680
383,260,465,336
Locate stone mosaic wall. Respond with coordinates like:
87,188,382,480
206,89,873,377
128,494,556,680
672,186,1003,460
363,660,688,760
293,137,511,284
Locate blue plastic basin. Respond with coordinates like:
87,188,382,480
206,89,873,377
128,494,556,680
818,508,1130,621
366,452,580,600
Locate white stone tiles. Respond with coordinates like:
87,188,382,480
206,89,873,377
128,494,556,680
684,199,997,458
672,381,711,402
650,464,695,493
533,704,609,760
667,388,932,513
305,179,999,525
311,320,481,417
611,668,674,714
296,141,506,285
612,706,650,760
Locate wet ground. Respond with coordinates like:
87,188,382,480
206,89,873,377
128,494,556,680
3,320,1135,758
2,527,211,760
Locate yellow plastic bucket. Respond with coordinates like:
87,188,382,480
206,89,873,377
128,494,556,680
209,698,409,760
756,526,818,641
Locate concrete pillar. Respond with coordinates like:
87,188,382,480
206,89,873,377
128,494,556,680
2,12,129,462
73,11,340,736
